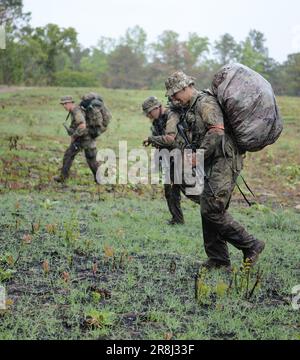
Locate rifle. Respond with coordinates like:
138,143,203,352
71,139,81,151
63,123,74,136
63,112,74,136
177,122,216,197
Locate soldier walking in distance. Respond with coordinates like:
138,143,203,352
54,96,99,183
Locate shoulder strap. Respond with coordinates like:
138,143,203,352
183,92,207,121
221,135,256,207
65,111,71,123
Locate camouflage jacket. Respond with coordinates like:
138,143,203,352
148,109,182,149
69,105,89,139
184,91,239,162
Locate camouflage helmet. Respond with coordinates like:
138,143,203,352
165,71,195,97
60,95,74,104
142,96,162,115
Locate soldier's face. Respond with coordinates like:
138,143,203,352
147,107,160,121
62,102,73,111
173,87,192,105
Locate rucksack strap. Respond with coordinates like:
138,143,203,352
208,125,225,131
221,135,256,207
235,181,255,207
239,174,256,199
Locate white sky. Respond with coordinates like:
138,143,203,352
23,0,300,63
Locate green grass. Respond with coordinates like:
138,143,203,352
0,192,299,340
0,87,299,340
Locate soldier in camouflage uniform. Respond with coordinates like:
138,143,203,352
53,96,99,183
142,96,200,225
165,71,265,270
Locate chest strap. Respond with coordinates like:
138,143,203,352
208,125,225,131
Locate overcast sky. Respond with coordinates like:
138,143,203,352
23,0,300,63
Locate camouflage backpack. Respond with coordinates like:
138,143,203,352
210,63,283,152
80,93,112,138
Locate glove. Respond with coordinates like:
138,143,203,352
63,124,74,136
143,138,151,147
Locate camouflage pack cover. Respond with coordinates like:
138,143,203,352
81,92,103,103
211,63,283,152
80,93,111,137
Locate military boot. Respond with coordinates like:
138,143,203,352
243,240,265,266
200,259,232,272
53,175,66,183
167,218,185,226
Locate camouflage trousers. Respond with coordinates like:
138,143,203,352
164,183,200,223
60,139,98,182
163,161,200,223
200,144,257,265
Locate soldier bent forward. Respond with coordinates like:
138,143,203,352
165,71,265,270
142,96,200,225
54,96,99,184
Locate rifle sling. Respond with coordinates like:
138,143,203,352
65,112,71,124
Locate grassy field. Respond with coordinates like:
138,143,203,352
0,87,299,340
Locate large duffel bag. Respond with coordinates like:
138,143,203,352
211,63,283,152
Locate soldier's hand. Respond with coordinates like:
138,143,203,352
163,134,175,144
143,138,151,147
185,152,197,167
63,124,74,136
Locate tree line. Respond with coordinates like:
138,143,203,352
0,0,299,95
